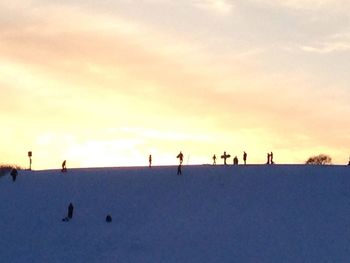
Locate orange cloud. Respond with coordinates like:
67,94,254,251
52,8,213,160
1,3,349,168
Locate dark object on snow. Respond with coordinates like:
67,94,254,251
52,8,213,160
233,156,238,165
348,157,350,165
62,217,69,222
28,151,32,170
10,168,18,182
270,152,274,164
177,151,184,165
243,151,247,165
221,151,231,165
67,203,74,219
149,154,152,168
61,160,67,172
106,215,112,222
213,154,216,165
305,154,332,165
266,152,274,165
177,164,182,175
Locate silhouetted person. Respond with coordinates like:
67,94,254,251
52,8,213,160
61,160,67,172
177,164,182,175
233,156,238,165
221,151,231,165
243,151,247,165
177,151,184,165
149,154,152,168
106,214,112,223
10,168,18,182
266,153,270,164
270,152,274,164
67,203,74,219
348,157,350,165
213,154,217,165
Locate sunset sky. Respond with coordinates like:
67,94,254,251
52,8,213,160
1,0,350,169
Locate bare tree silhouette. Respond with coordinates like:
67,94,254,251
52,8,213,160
305,154,332,165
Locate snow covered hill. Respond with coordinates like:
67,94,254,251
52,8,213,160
1,165,350,263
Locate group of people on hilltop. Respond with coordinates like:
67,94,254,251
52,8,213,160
9,151,347,180
214,151,248,166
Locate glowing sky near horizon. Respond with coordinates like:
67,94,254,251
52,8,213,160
1,0,350,169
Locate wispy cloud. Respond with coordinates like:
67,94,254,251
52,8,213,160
251,0,347,10
301,43,350,53
301,33,350,53
193,0,233,15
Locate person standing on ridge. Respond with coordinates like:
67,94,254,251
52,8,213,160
243,151,247,165
177,151,184,165
270,152,274,164
149,154,152,168
221,151,231,165
61,160,67,172
233,156,238,165
266,153,270,164
213,154,217,165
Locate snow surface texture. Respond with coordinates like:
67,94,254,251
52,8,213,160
1,165,350,263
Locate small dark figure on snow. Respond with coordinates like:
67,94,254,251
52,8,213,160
149,154,152,168
106,214,112,223
213,154,217,165
221,151,231,165
270,152,274,164
266,152,274,165
233,156,238,165
61,160,67,172
177,164,182,175
62,202,74,222
10,168,18,182
243,151,247,165
177,151,184,165
68,203,74,219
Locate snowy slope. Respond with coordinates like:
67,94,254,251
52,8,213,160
1,165,350,262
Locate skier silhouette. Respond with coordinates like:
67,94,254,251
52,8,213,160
243,151,247,165
233,156,238,165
